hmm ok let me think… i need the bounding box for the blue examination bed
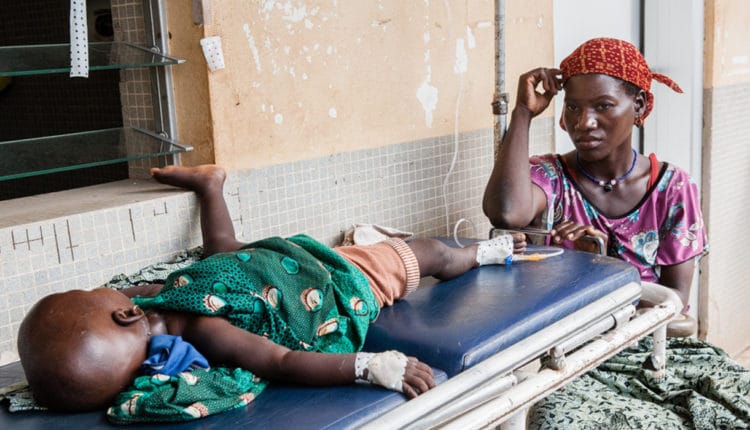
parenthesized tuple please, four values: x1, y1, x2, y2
(0, 241, 676, 429)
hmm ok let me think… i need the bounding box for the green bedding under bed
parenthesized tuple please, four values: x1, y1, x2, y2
(529, 336, 750, 429)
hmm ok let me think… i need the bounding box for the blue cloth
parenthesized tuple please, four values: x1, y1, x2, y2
(141, 334, 209, 376)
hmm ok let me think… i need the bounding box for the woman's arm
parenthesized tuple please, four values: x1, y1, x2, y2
(656, 167, 705, 315)
(552, 221, 697, 314)
(180, 315, 435, 398)
(658, 259, 696, 314)
(483, 68, 562, 228)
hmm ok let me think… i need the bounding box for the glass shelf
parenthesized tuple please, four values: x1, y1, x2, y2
(0, 42, 185, 77)
(0, 127, 193, 181)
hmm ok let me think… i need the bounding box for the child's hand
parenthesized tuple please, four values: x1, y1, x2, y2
(401, 356, 436, 398)
(355, 351, 435, 398)
(551, 221, 608, 254)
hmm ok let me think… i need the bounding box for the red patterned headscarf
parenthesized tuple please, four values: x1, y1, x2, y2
(559, 37, 683, 122)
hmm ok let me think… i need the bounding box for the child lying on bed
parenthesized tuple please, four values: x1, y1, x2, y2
(17, 164, 526, 422)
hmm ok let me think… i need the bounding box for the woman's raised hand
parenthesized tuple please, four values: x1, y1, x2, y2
(516, 68, 563, 117)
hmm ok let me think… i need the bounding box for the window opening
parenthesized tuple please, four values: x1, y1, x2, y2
(0, 0, 188, 201)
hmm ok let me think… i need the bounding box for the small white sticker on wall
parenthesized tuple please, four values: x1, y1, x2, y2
(200, 36, 226, 71)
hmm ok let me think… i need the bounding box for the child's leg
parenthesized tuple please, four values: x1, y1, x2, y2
(407, 234, 523, 280)
(151, 165, 245, 256)
(406, 238, 479, 280)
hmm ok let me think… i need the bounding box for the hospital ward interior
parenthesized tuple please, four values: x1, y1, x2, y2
(0, 0, 748, 428)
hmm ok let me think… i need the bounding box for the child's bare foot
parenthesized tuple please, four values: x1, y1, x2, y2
(150, 165, 226, 195)
(510, 232, 527, 254)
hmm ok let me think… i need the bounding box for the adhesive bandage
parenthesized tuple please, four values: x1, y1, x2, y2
(354, 350, 408, 393)
(476, 234, 514, 265)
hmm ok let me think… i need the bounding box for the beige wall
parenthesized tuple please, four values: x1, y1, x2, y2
(505, 1, 555, 119)
(166, 2, 214, 165)
(704, 0, 750, 87)
(167, 0, 552, 168)
(700, 0, 750, 355)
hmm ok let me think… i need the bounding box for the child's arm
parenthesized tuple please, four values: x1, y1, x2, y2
(179, 314, 435, 398)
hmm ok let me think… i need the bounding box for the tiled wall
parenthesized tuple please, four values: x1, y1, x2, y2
(700, 82, 750, 355)
(0, 191, 202, 365)
(0, 121, 554, 366)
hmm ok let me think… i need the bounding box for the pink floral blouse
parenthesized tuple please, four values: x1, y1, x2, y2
(529, 154, 708, 282)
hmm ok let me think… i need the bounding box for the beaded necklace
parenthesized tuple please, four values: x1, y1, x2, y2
(575, 148, 637, 192)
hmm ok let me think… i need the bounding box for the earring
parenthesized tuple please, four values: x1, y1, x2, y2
(634, 116, 643, 127)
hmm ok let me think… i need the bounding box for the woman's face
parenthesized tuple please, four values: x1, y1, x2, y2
(562, 74, 643, 160)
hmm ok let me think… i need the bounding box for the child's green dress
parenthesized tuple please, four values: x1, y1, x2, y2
(108, 235, 379, 424)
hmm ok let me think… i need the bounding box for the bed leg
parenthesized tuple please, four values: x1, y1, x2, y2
(499, 407, 527, 430)
(497, 368, 533, 430)
(646, 324, 667, 380)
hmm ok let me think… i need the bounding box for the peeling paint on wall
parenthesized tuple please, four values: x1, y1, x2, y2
(242, 23, 262, 73)
(417, 64, 438, 128)
(205, 0, 509, 160)
(281, 3, 307, 23)
(454, 38, 467, 74)
(240, 1, 349, 128)
(728, 55, 750, 76)
(466, 25, 476, 49)
(417, 4, 438, 128)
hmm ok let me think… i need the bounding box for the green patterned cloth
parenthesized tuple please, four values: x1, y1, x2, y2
(108, 368, 268, 424)
(108, 234, 379, 424)
(105, 247, 204, 290)
(133, 235, 379, 354)
(529, 336, 750, 429)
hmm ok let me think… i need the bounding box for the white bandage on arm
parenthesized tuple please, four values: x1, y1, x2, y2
(354, 350, 409, 393)
(476, 234, 514, 266)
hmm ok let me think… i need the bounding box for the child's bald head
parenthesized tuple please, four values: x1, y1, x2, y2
(17, 289, 151, 411)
